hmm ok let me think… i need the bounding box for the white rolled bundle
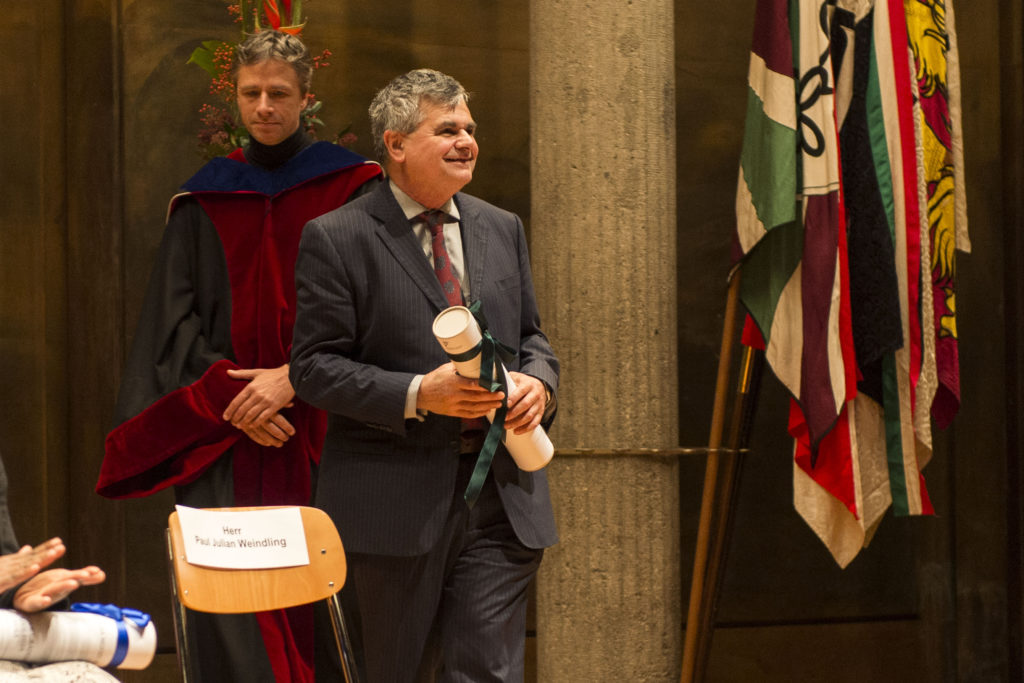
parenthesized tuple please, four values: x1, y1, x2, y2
(0, 607, 156, 670)
(432, 306, 553, 472)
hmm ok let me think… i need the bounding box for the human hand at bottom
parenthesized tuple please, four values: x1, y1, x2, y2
(13, 565, 106, 613)
(0, 538, 65, 593)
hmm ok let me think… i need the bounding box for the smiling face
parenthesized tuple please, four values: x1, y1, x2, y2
(384, 99, 478, 208)
(236, 59, 306, 146)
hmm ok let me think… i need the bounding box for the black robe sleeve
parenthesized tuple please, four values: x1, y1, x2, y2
(97, 199, 247, 499)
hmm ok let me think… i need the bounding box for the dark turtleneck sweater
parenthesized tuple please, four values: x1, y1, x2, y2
(243, 126, 312, 170)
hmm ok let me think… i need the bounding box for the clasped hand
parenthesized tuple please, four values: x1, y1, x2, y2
(224, 365, 297, 447)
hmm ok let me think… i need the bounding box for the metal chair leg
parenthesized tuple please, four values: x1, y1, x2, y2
(327, 593, 361, 683)
(166, 528, 193, 683)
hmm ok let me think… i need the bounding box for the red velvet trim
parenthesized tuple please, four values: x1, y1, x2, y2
(195, 166, 374, 506)
(96, 360, 245, 498)
(256, 606, 315, 683)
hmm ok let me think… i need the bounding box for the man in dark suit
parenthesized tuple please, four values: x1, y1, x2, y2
(289, 69, 559, 681)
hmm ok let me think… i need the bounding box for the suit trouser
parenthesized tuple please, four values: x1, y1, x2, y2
(345, 454, 544, 683)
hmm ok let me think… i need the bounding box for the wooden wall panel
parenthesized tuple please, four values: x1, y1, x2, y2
(948, 2, 1012, 679)
(709, 620, 927, 682)
(0, 4, 69, 557)
(1002, 0, 1024, 678)
(62, 0, 135, 654)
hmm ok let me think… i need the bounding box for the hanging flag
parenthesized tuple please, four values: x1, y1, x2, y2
(735, 0, 966, 566)
(737, 0, 854, 460)
(736, 0, 860, 563)
(904, 0, 970, 431)
(875, 0, 933, 518)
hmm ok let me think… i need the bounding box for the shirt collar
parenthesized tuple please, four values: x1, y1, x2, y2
(390, 180, 460, 222)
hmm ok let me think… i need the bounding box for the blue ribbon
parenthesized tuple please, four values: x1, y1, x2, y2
(70, 603, 151, 668)
(443, 301, 518, 508)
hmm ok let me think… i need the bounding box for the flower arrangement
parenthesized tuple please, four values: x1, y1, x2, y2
(188, 1, 354, 159)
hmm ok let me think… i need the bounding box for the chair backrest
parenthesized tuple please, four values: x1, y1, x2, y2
(167, 505, 346, 614)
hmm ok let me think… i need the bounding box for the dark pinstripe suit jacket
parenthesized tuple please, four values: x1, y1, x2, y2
(290, 181, 559, 557)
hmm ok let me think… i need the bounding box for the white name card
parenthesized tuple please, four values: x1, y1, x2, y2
(175, 505, 310, 569)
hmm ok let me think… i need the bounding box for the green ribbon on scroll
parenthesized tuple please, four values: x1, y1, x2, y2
(444, 300, 517, 507)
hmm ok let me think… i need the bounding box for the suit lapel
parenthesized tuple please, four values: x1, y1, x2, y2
(456, 194, 490, 307)
(369, 183, 451, 311)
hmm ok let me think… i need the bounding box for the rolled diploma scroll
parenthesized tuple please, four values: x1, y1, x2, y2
(432, 306, 553, 471)
(0, 609, 157, 669)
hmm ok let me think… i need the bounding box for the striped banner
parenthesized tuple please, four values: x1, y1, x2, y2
(736, 0, 967, 566)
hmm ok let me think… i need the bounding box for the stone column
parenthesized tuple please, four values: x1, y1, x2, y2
(529, 0, 680, 679)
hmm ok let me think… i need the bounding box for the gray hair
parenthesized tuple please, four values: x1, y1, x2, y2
(369, 69, 471, 164)
(233, 30, 313, 94)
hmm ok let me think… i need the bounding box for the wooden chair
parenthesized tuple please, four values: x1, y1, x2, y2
(166, 505, 359, 682)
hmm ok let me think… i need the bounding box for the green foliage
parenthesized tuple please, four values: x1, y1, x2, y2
(186, 41, 232, 78)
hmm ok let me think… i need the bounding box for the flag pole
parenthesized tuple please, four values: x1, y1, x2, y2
(680, 268, 742, 683)
(691, 342, 764, 681)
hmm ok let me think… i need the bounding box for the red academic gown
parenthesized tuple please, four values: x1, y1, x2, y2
(97, 142, 381, 682)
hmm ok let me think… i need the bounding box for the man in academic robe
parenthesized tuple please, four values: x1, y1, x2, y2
(96, 30, 381, 683)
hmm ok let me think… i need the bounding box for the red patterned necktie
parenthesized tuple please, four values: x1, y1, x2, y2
(419, 210, 463, 307)
(416, 210, 487, 451)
